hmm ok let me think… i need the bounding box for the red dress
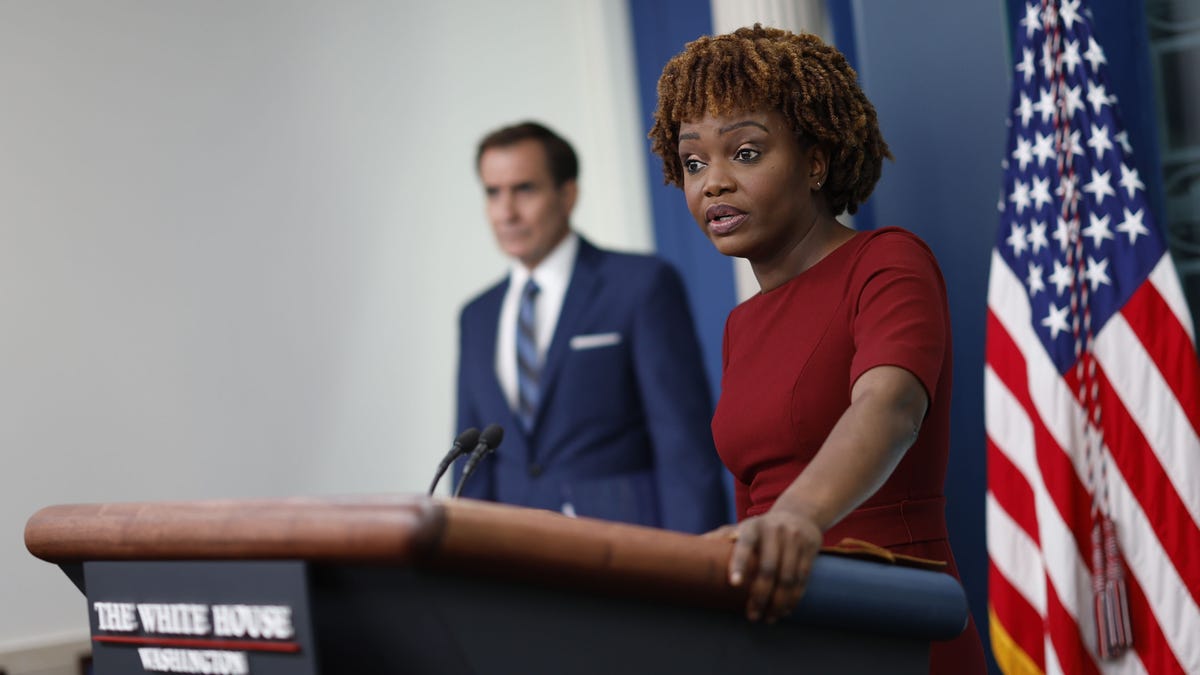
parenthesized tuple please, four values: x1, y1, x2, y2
(712, 227, 985, 673)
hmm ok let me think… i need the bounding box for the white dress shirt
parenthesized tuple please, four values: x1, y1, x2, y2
(495, 232, 579, 412)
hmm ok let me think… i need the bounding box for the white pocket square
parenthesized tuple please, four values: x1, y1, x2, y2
(569, 332, 622, 350)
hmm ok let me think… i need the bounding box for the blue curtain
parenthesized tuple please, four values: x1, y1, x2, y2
(627, 0, 737, 406)
(628, 0, 738, 522)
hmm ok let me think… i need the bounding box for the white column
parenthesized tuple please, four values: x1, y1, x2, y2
(710, 0, 829, 37)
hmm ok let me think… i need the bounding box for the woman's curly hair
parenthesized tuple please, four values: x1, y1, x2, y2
(649, 25, 891, 216)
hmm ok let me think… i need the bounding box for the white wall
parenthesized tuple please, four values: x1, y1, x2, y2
(0, 0, 651, 649)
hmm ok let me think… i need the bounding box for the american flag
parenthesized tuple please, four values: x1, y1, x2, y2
(986, 1, 1200, 674)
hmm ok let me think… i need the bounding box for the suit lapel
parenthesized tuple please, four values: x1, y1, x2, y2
(532, 238, 601, 433)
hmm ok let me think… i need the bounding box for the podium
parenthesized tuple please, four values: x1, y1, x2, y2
(26, 495, 967, 674)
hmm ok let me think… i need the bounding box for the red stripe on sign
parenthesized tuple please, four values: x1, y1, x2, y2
(93, 635, 301, 653)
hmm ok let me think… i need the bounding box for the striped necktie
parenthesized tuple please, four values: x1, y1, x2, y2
(516, 278, 541, 432)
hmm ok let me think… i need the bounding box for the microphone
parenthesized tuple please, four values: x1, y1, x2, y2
(428, 428, 480, 496)
(453, 424, 505, 498)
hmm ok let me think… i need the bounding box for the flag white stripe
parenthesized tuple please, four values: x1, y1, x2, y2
(1094, 311, 1200, 526)
(1148, 254, 1195, 343)
(1046, 636, 1065, 675)
(985, 366, 1042, 482)
(1096, 644, 1151, 675)
(986, 490, 1047, 616)
(1047, 629, 1151, 675)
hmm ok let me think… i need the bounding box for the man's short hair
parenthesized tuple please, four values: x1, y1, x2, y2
(476, 121, 579, 186)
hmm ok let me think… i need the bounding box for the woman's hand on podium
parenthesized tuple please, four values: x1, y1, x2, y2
(706, 507, 823, 624)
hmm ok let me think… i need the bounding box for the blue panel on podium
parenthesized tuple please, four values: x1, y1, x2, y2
(798, 555, 968, 640)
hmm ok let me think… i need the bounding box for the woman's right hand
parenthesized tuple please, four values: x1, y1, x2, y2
(708, 507, 824, 624)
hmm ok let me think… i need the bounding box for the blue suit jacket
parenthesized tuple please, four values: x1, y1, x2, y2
(453, 237, 728, 533)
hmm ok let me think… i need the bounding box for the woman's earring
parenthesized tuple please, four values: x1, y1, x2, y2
(815, 181, 822, 190)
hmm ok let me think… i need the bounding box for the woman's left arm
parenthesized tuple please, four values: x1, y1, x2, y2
(727, 364, 929, 623)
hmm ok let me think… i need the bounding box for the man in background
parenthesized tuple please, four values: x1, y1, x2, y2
(453, 121, 727, 533)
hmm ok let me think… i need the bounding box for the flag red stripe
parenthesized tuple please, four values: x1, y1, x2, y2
(989, 560, 1047, 671)
(1044, 575, 1102, 675)
(1120, 282, 1200, 436)
(1090, 360, 1200, 603)
(987, 439, 1040, 542)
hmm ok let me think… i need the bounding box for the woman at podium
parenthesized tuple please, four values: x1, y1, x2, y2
(647, 25, 986, 673)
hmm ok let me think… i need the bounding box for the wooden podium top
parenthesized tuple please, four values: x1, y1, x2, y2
(26, 494, 972, 640)
(26, 495, 742, 610)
